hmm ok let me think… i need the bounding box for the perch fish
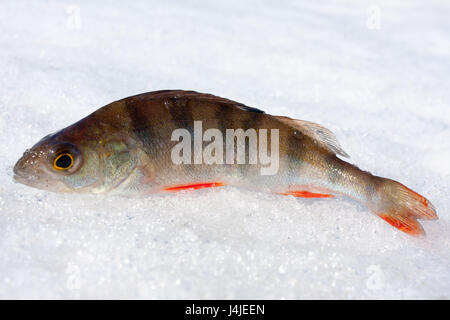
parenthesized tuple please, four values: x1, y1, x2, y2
(13, 90, 437, 236)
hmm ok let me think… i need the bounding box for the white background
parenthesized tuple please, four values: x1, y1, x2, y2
(0, 0, 449, 298)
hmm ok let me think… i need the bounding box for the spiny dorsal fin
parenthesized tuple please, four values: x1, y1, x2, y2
(274, 116, 350, 158)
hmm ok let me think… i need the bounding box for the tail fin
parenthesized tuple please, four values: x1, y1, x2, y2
(368, 177, 437, 236)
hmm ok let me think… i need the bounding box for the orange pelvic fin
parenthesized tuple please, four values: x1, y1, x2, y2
(279, 190, 334, 198)
(163, 182, 225, 192)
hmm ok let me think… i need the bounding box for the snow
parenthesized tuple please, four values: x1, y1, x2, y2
(1, 0, 449, 299)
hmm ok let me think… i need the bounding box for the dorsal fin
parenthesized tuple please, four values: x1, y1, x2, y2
(235, 105, 265, 114)
(274, 116, 349, 158)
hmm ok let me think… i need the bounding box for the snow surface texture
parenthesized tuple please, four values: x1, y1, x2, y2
(0, 0, 449, 299)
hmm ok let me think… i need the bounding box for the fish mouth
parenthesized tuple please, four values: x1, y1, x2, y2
(13, 160, 27, 183)
(12, 166, 67, 192)
(13, 172, 35, 188)
(13, 169, 37, 187)
(13, 158, 22, 176)
(13, 157, 41, 187)
(13, 173, 23, 183)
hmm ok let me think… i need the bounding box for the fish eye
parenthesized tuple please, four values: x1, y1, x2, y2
(53, 153, 74, 171)
(49, 143, 82, 174)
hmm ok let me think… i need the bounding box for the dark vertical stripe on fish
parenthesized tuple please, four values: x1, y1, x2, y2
(214, 103, 234, 166)
(126, 100, 161, 159)
(167, 96, 193, 126)
(168, 96, 197, 175)
(287, 131, 302, 167)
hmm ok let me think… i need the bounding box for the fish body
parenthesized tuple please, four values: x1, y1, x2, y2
(13, 90, 437, 236)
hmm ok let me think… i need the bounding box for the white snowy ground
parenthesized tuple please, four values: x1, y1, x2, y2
(0, 0, 449, 299)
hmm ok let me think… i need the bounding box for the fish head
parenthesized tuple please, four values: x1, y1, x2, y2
(13, 130, 103, 193)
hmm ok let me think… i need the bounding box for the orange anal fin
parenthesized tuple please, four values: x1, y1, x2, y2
(163, 182, 225, 192)
(279, 190, 334, 198)
(379, 214, 424, 236)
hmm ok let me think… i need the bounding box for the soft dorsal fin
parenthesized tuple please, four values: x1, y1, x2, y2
(274, 116, 350, 158)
